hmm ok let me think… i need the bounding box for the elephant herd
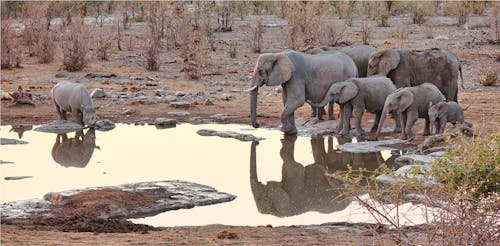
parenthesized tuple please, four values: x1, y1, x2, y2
(248, 45, 468, 140)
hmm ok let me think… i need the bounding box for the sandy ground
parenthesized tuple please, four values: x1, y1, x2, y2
(1, 7, 499, 246)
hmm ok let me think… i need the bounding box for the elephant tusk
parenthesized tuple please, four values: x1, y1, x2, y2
(245, 85, 259, 92)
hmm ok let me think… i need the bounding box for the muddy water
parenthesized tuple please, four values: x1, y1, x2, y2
(0, 124, 427, 227)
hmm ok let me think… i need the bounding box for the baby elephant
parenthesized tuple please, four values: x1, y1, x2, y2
(308, 75, 401, 135)
(428, 101, 470, 134)
(50, 81, 98, 127)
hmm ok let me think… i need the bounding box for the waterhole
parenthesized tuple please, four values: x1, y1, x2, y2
(1, 123, 427, 226)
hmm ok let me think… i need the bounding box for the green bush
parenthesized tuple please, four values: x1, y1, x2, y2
(431, 133, 499, 199)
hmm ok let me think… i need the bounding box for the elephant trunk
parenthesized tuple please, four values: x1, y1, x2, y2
(429, 119, 434, 135)
(375, 108, 389, 138)
(250, 87, 260, 128)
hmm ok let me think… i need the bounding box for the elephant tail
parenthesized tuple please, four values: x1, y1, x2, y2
(459, 63, 464, 90)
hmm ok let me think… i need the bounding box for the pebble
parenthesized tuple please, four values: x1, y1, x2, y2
(121, 109, 136, 115)
(168, 111, 190, 117)
(221, 93, 233, 101)
(170, 102, 191, 109)
(55, 70, 69, 78)
(175, 91, 186, 97)
(90, 88, 106, 98)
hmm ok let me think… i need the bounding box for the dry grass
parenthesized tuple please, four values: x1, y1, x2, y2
(1, 20, 22, 69)
(479, 67, 498, 86)
(250, 17, 264, 53)
(360, 20, 371, 45)
(62, 21, 90, 71)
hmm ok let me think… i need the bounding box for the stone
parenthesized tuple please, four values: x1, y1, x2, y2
(95, 119, 116, 131)
(163, 95, 177, 103)
(395, 154, 436, 165)
(175, 91, 186, 97)
(1, 180, 235, 220)
(154, 118, 176, 128)
(274, 87, 283, 93)
(34, 120, 85, 134)
(132, 96, 158, 105)
(168, 111, 190, 117)
(155, 89, 166, 97)
(5, 176, 32, 181)
(212, 81, 229, 86)
(1, 138, 28, 145)
(197, 129, 264, 142)
(170, 102, 191, 109)
(90, 88, 106, 98)
(203, 99, 214, 106)
(336, 139, 404, 153)
(121, 109, 136, 115)
(376, 164, 436, 187)
(55, 70, 69, 78)
(210, 113, 239, 121)
(265, 92, 277, 97)
(221, 93, 233, 101)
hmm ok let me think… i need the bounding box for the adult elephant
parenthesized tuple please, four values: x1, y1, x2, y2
(367, 48, 463, 101)
(305, 45, 377, 77)
(248, 50, 358, 135)
(51, 128, 99, 168)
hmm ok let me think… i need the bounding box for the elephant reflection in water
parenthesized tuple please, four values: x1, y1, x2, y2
(51, 128, 99, 168)
(250, 135, 398, 217)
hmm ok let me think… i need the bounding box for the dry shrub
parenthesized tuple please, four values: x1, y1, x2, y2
(145, 4, 162, 71)
(250, 17, 264, 53)
(407, 1, 434, 26)
(285, 2, 325, 50)
(22, 5, 45, 57)
(391, 21, 409, 40)
(1, 20, 22, 69)
(492, 5, 499, 43)
(360, 20, 372, 45)
(322, 21, 346, 46)
(37, 30, 56, 63)
(479, 67, 498, 86)
(198, 3, 216, 52)
(228, 42, 236, 58)
(215, 2, 233, 32)
(96, 33, 113, 61)
(62, 21, 90, 71)
(377, 10, 390, 27)
(336, 1, 354, 27)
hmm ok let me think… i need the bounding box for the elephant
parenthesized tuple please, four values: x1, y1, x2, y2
(366, 48, 464, 101)
(376, 83, 446, 140)
(428, 101, 471, 134)
(51, 128, 99, 168)
(305, 45, 377, 120)
(248, 50, 358, 135)
(307, 75, 401, 136)
(50, 81, 98, 127)
(249, 135, 399, 217)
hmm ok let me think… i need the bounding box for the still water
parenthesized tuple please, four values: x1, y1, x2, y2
(0, 123, 427, 226)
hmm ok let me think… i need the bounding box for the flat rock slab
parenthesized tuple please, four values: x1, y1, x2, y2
(337, 139, 405, 153)
(197, 129, 264, 142)
(395, 154, 437, 165)
(376, 164, 436, 187)
(154, 118, 177, 128)
(34, 120, 85, 134)
(1, 138, 28, 145)
(210, 113, 239, 121)
(1, 180, 236, 220)
(170, 102, 191, 109)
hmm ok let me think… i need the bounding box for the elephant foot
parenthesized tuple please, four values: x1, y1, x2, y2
(422, 132, 430, 136)
(310, 111, 317, 117)
(399, 134, 407, 140)
(407, 134, 415, 142)
(393, 127, 402, 133)
(318, 116, 325, 121)
(339, 129, 350, 135)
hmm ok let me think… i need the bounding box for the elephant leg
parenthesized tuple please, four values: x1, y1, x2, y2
(328, 102, 334, 120)
(340, 104, 352, 135)
(400, 112, 407, 140)
(404, 111, 418, 141)
(281, 100, 302, 135)
(353, 106, 365, 135)
(439, 118, 446, 134)
(310, 104, 317, 117)
(72, 109, 83, 125)
(336, 104, 344, 133)
(392, 110, 402, 133)
(317, 107, 325, 121)
(371, 112, 381, 133)
(423, 117, 431, 136)
(55, 104, 65, 120)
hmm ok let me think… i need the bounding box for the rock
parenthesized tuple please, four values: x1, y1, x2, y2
(216, 88, 223, 92)
(132, 96, 158, 105)
(203, 99, 214, 106)
(155, 89, 166, 97)
(154, 118, 176, 128)
(395, 154, 436, 165)
(95, 119, 116, 131)
(168, 111, 190, 117)
(1, 180, 235, 220)
(55, 70, 69, 78)
(221, 93, 233, 101)
(479, 99, 488, 103)
(187, 117, 214, 124)
(121, 109, 136, 115)
(210, 113, 239, 121)
(376, 164, 436, 187)
(1, 138, 28, 145)
(175, 91, 186, 97)
(170, 102, 191, 109)
(5, 176, 32, 181)
(337, 139, 404, 153)
(90, 88, 106, 98)
(212, 81, 229, 86)
(34, 120, 85, 134)
(163, 95, 177, 103)
(197, 129, 264, 142)
(0, 160, 14, 165)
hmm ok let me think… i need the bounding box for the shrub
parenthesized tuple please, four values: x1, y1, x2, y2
(250, 17, 264, 53)
(360, 20, 371, 45)
(1, 20, 22, 69)
(62, 22, 90, 71)
(215, 2, 233, 32)
(322, 21, 346, 46)
(37, 30, 55, 63)
(479, 67, 498, 86)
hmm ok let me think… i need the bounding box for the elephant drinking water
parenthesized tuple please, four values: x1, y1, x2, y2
(248, 50, 358, 135)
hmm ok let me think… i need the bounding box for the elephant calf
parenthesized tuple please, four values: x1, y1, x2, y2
(308, 75, 401, 135)
(376, 83, 446, 141)
(428, 101, 470, 134)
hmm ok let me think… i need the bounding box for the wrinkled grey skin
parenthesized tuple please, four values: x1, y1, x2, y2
(376, 83, 445, 141)
(250, 136, 398, 217)
(249, 50, 358, 135)
(367, 48, 463, 101)
(51, 128, 98, 168)
(50, 81, 97, 127)
(305, 45, 377, 120)
(308, 75, 401, 135)
(428, 101, 469, 134)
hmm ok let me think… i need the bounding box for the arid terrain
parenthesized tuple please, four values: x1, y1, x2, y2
(1, 2, 499, 245)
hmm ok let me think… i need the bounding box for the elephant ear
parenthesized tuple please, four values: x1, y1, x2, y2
(339, 82, 359, 104)
(398, 89, 414, 112)
(267, 54, 293, 86)
(379, 49, 401, 75)
(438, 102, 448, 118)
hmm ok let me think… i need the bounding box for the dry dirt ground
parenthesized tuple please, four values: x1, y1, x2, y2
(1, 9, 499, 246)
